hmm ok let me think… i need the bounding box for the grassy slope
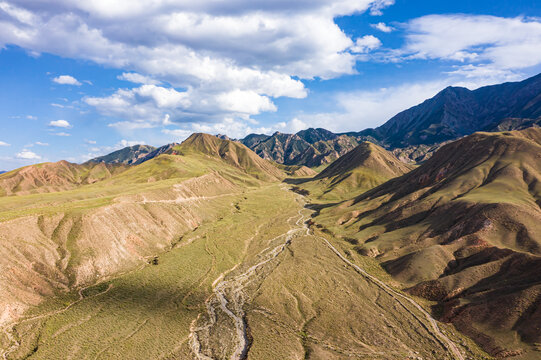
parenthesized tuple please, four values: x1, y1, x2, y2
(296, 142, 414, 202)
(3, 185, 299, 359)
(0, 133, 498, 359)
(0, 149, 272, 337)
(302, 128, 541, 359)
(2, 183, 489, 360)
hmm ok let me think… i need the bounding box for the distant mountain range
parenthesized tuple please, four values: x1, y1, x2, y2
(90, 73, 541, 168)
(350, 73, 541, 147)
(89, 144, 156, 165)
(239, 128, 359, 167)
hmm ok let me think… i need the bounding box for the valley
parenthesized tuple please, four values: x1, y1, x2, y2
(0, 182, 485, 359)
(1, 128, 540, 359)
(1, 2, 541, 359)
(1, 76, 541, 358)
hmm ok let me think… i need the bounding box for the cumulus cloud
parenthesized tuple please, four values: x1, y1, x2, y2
(16, 150, 41, 160)
(52, 75, 82, 86)
(161, 116, 316, 139)
(350, 35, 381, 53)
(86, 84, 280, 129)
(118, 139, 145, 147)
(54, 132, 71, 136)
(0, 0, 394, 129)
(371, 22, 393, 32)
(369, 0, 395, 16)
(387, 15, 541, 80)
(117, 72, 161, 85)
(288, 118, 308, 133)
(0, 141, 10, 146)
(35, 142, 49, 146)
(49, 119, 72, 128)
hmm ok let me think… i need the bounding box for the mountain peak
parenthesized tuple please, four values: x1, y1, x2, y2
(178, 133, 285, 181)
(316, 141, 412, 181)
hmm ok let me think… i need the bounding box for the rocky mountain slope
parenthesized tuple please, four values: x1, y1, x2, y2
(89, 144, 156, 165)
(240, 128, 359, 167)
(353, 73, 541, 147)
(133, 143, 180, 165)
(310, 127, 541, 358)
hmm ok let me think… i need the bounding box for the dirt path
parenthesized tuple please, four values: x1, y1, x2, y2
(313, 234, 465, 360)
(0, 283, 113, 360)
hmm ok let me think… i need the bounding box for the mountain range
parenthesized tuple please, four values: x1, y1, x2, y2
(2, 73, 541, 359)
(351, 73, 541, 147)
(88, 73, 541, 168)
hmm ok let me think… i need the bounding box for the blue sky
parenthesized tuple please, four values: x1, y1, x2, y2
(1, 0, 541, 169)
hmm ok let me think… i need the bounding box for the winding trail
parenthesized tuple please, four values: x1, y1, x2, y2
(0, 283, 113, 360)
(311, 228, 465, 360)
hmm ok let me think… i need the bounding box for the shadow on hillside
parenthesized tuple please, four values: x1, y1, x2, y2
(282, 177, 312, 185)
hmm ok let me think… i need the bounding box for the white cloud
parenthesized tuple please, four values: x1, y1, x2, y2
(350, 35, 381, 53)
(118, 139, 145, 147)
(371, 22, 393, 32)
(0, 141, 10, 146)
(389, 15, 541, 79)
(162, 128, 193, 140)
(54, 132, 71, 137)
(108, 121, 155, 131)
(35, 142, 49, 146)
(118, 72, 161, 85)
(216, 90, 276, 115)
(52, 75, 82, 86)
(0, 0, 395, 130)
(85, 139, 97, 144)
(26, 115, 37, 120)
(288, 118, 308, 133)
(49, 119, 72, 128)
(369, 0, 395, 16)
(16, 150, 41, 160)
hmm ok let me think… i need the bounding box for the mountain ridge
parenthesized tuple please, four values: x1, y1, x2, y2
(308, 127, 541, 358)
(353, 73, 541, 147)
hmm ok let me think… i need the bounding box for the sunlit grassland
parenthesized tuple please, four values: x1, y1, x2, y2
(0, 154, 261, 222)
(7, 184, 301, 359)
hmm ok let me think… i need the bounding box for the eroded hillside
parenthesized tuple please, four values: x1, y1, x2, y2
(309, 128, 541, 358)
(0, 134, 488, 360)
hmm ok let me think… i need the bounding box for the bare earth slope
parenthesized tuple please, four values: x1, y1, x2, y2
(0, 137, 271, 334)
(0, 161, 127, 196)
(313, 128, 541, 358)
